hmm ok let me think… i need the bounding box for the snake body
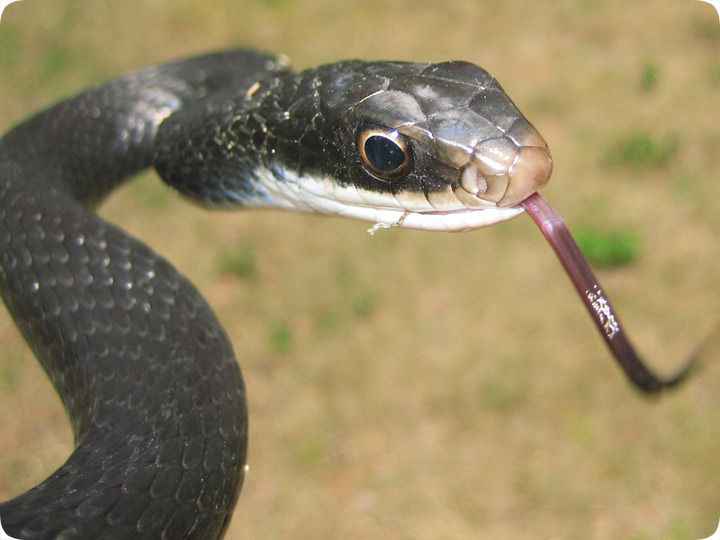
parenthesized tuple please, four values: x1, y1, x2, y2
(0, 49, 551, 539)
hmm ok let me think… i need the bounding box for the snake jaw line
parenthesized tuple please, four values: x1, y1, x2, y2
(247, 164, 526, 232)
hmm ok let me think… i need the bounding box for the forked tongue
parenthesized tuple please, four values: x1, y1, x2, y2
(521, 192, 697, 393)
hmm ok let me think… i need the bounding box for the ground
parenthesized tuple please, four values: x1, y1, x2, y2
(0, 1, 719, 538)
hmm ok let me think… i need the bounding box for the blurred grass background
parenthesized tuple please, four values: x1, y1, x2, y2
(0, 0, 719, 538)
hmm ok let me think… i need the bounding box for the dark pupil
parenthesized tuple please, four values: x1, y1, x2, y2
(364, 135, 405, 172)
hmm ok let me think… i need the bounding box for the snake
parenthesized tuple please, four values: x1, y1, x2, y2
(0, 48, 697, 539)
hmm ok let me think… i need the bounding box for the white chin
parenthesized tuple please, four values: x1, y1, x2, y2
(250, 166, 526, 232)
(346, 205, 526, 233)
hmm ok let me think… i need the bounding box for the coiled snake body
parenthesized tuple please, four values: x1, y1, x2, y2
(0, 49, 552, 538)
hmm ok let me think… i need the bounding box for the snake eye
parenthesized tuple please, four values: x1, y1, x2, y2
(357, 125, 412, 180)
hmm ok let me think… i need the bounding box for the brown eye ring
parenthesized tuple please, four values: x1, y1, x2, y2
(357, 124, 412, 180)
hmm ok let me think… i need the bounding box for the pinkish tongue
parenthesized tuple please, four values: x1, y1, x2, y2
(521, 192, 695, 393)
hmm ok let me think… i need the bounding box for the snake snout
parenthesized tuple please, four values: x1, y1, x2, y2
(499, 144, 553, 207)
(497, 119, 552, 207)
(463, 119, 552, 208)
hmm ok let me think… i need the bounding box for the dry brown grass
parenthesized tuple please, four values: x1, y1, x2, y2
(0, 0, 719, 538)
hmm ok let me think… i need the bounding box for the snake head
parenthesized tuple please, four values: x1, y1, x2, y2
(155, 59, 551, 232)
(300, 60, 553, 231)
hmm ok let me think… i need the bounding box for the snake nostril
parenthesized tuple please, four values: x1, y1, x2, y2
(498, 145, 553, 207)
(460, 165, 488, 195)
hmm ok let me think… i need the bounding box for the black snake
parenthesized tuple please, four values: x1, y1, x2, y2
(0, 48, 696, 539)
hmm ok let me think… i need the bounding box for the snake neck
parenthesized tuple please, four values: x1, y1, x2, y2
(153, 65, 325, 208)
(0, 51, 291, 209)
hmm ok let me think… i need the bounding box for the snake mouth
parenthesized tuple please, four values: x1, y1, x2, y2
(393, 204, 526, 232)
(250, 165, 533, 232)
(250, 164, 528, 232)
